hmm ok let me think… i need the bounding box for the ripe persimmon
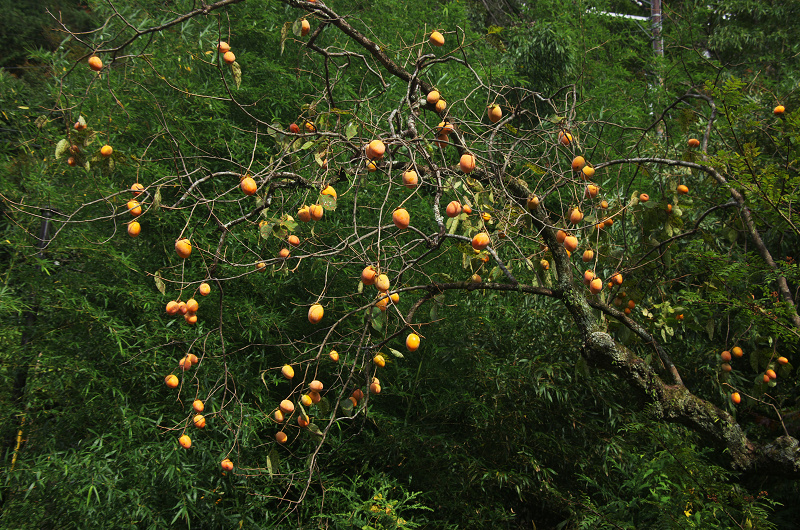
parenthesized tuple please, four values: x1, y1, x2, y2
(731, 392, 741, 404)
(309, 204, 324, 221)
(426, 90, 440, 105)
(564, 236, 578, 252)
(370, 382, 382, 394)
(406, 333, 420, 352)
(193, 414, 206, 428)
(528, 195, 540, 210)
(223, 51, 236, 64)
(88, 56, 103, 71)
(471, 232, 490, 251)
(241, 176, 257, 195)
(589, 278, 603, 294)
(179, 434, 192, 449)
(721, 350, 732, 362)
(221, 459, 234, 472)
(402, 170, 419, 189)
(179, 356, 192, 371)
(446, 201, 462, 217)
(639, 193, 649, 202)
(569, 208, 583, 224)
(460, 153, 476, 173)
(366, 140, 386, 160)
(131, 183, 144, 196)
(375, 295, 389, 311)
(165, 374, 179, 388)
(276, 431, 288, 444)
(429, 31, 444, 46)
(677, 184, 689, 194)
(175, 239, 192, 259)
(329, 350, 339, 362)
(375, 274, 390, 292)
(688, 138, 700, 148)
(571, 156, 586, 171)
(281, 364, 294, 380)
(321, 185, 337, 199)
(218, 41, 230, 53)
(279, 400, 294, 414)
(582, 165, 595, 179)
(288, 235, 300, 247)
(193, 400, 204, 412)
(488, 104, 502, 123)
(582, 249, 594, 262)
(731, 346, 743, 358)
(300, 394, 313, 407)
(298, 206, 311, 222)
(558, 131, 572, 146)
(308, 304, 324, 324)
(435, 99, 447, 113)
(436, 121, 454, 135)
(361, 266, 377, 285)
(393, 208, 410, 229)
(309, 380, 323, 392)
(774, 105, 785, 115)
(278, 248, 290, 258)
(127, 222, 141, 237)
(373, 354, 386, 367)
(127, 200, 142, 217)
(301, 19, 310, 36)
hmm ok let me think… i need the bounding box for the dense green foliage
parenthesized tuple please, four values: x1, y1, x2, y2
(1, 0, 799, 528)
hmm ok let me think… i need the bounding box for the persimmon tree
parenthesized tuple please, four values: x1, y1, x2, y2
(2, 0, 799, 527)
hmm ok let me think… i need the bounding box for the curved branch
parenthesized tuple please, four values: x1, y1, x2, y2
(599, 157, 800, 331)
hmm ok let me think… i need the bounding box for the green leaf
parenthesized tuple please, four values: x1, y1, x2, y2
(345, 122, 358, 140)
(339, 398, 354, 415)
(154, 271, 166, 295)
(388, 348, 404, 359)
(292, 18, 303, 37)
(232, 62, 242, 89)
(319, 194, 336, 210)
(308, 423, 323, 436)
(705, 318, 714, 340)
(55, 139, 69, 159)
(280, 21, 292, 55)
(267, 448, 280, 476)
(152, 186, 162, 210)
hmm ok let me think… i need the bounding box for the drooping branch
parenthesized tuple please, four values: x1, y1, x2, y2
(598, 157, 800, 331)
